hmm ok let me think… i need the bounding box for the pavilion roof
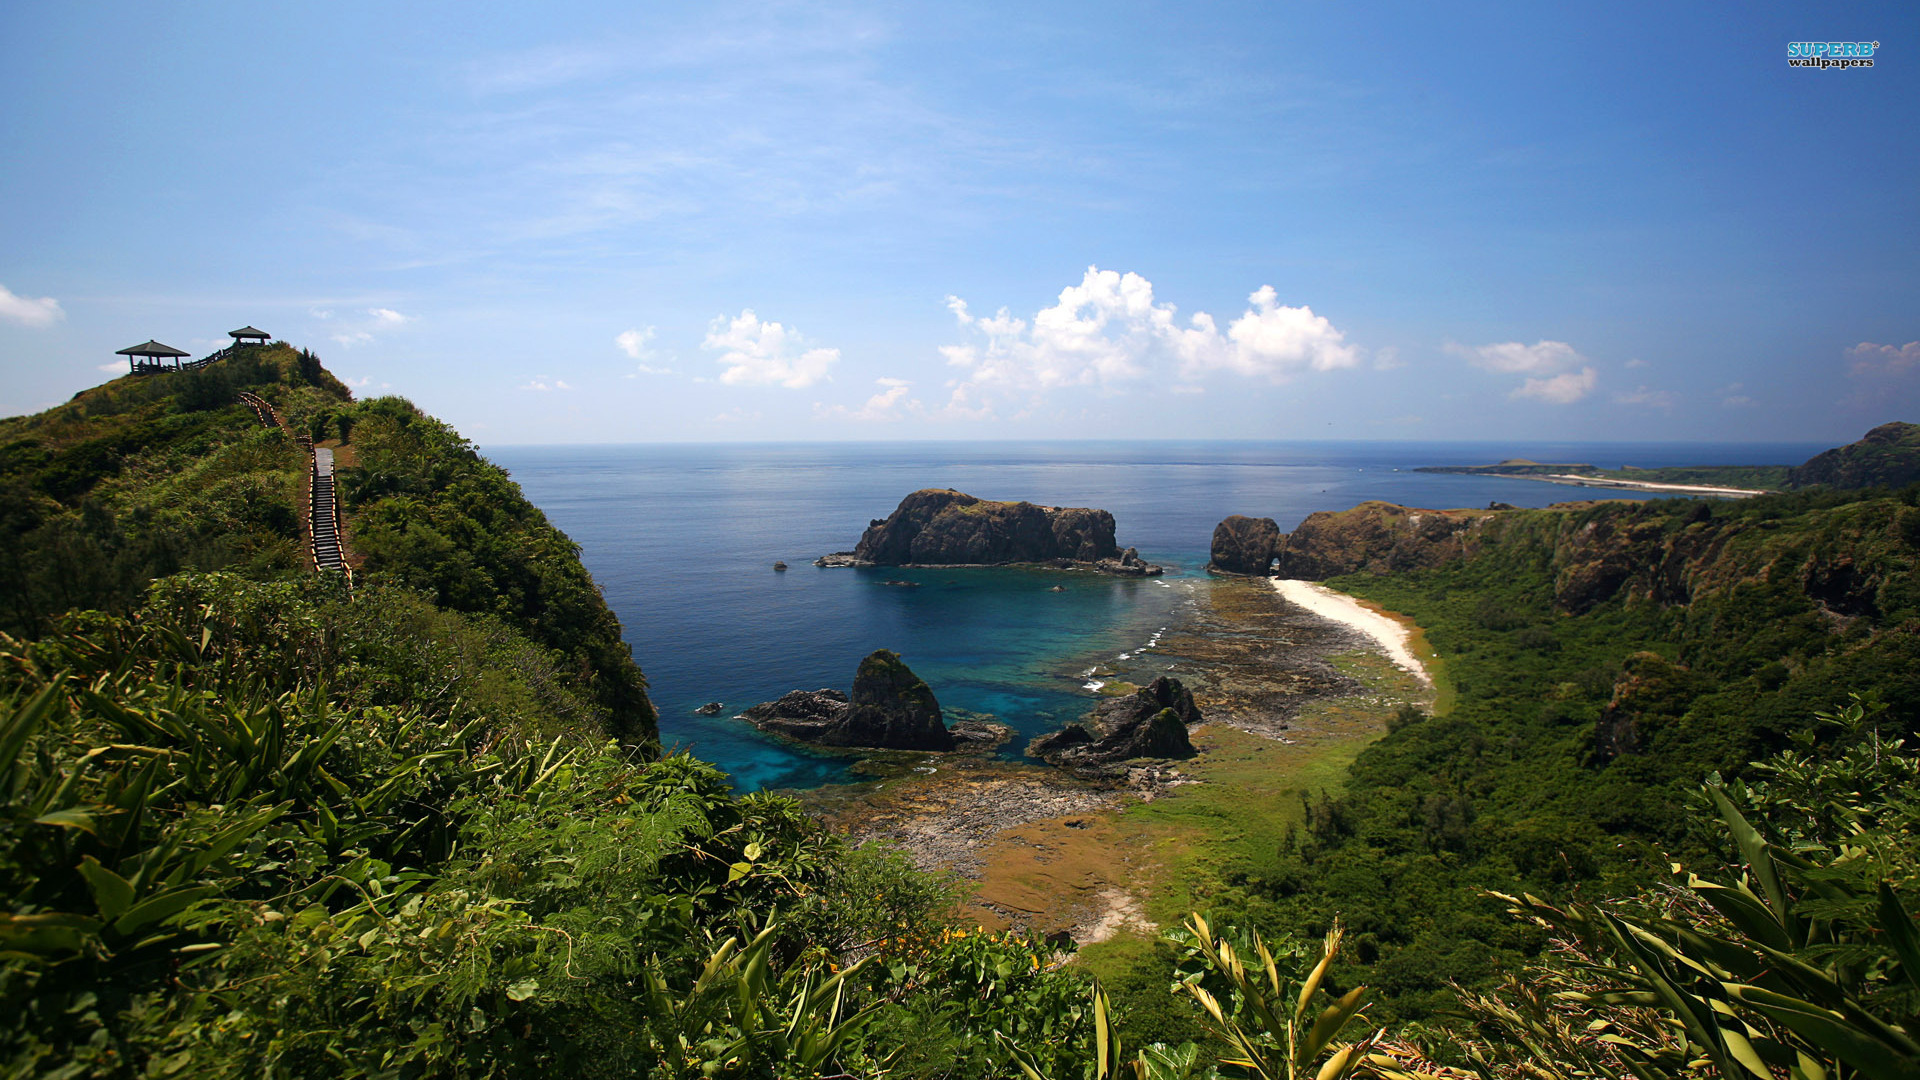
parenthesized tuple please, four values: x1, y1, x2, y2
(230, 326, 270, 339)
(116, 340, 191, 358)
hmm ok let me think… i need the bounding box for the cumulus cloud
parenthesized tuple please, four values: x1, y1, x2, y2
(0, 285, 64, 328)
(1448, 338, 1596, 403)
(816, 377, 918, 422)
(615, 327, 654, 358)
(940, 267, 1356, 416)
(1849, 341, 1920, 377)
(703, 309, 838, 388)
(1614, 385, 1677, 409)
(368, 307, 410, 325)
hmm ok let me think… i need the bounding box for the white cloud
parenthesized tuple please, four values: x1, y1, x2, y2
(0, 284, 64, 328)
(1512, 368, 1597, 404)
(940, 267, 1356, 416)
(1614, 385, 1677, 409)
(616, 326, 655, 359)
(332, 331, 374, 347)
(1723, 395, 1756, 408)
(1625, 357, 1648, 369)
(703, 309, 838, 388)
(309, 308, 334, 320)
(1449, 339, 1584, 374)
(1849, 340, 1920, 377)
(519, 376, 570, 392)
(1372, 346, 1403, 371)
(368, 307, 410, 325)
(1449, 338, 1596, 404)
(96, 361, 125, 372)
(816, 377, 918, 422)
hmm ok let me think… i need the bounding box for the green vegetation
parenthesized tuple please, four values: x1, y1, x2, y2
(1246, 488, 1920, 1018)
(5, 354, 1916, 1075)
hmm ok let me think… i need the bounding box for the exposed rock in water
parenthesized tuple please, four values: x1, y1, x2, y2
(693, 701, 724, 716)
(818, 488, 1162, 575)
(740, 649, 956, 751)
(1208, 515, 1281, 575)
(772, 561, 788, 571)
(1029, 676, 1199, 771)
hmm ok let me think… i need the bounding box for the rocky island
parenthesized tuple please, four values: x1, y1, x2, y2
(741, 648, 979, 751)
(816, 488, 1162, 575)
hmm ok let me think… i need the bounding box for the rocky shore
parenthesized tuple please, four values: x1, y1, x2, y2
(795, 575, 1429, 941)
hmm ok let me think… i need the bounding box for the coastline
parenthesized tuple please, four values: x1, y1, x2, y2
(1270, 579, 1432, 687)
(798, 575, 1431, 946)
(1511, 472, 1766, 498)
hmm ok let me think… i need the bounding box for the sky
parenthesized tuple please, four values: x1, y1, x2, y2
(1, 1, 1915, 445)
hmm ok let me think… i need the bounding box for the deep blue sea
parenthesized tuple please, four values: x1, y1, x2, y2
(486, 440, 1823, 791)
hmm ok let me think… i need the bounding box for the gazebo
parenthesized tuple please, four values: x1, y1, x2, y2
(229, 326, 271, 346)
(115, 340, 192, 374)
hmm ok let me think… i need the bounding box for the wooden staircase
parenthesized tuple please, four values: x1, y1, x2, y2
(238, 392, 352, 585)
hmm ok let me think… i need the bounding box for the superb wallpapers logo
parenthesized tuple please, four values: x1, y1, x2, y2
(1787, 41, 1880, 69)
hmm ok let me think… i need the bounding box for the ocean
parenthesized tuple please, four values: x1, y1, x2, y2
(486, 440, 1824, 791)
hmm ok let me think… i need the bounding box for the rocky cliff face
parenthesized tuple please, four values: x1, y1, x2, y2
(1029, 676, 1199, 771)
(1788, 422, 1920, 490)
(1272, 502, 1501, 580)
(741, 649, 955, 750)
(821, 488, 1160, 574)
(1267, 495, 1920, 618)
(1208, 515, 1281, 575)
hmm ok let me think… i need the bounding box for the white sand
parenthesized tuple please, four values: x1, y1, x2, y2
(1271, 579, 1431, 687)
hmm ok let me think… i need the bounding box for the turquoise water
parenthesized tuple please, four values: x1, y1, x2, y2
(487, 440, 1823, 790)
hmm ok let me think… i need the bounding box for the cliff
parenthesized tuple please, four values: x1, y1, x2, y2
(1788, 421, 1920, 490)
(820, 488, 1162, 575)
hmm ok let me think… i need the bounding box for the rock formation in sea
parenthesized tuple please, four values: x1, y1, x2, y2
(1207, 515, 1282, 575)
(815, 488, 1162, 575)
(1028, 676, 1200, 770)
(740, 649, 956, 751)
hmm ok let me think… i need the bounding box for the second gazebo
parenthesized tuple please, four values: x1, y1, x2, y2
(229, 326, 271, 346)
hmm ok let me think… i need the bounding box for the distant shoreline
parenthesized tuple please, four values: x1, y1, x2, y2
(1494, 472, 1768, 498)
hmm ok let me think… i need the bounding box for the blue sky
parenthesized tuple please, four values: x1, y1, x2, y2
(2, 1, 1915, 444)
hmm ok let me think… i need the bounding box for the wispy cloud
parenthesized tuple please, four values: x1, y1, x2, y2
(1448, 338, 1596, 404)
(1614, 385, 1677, 409)
(703, 309, 838, 388)
(519, 376, 573, 392)
(939, 267, 1356, 417)
(816, 377, 918, 421)
(0, 284, 64, 328)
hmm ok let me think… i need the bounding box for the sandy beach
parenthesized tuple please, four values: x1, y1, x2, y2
(1270, 579, 1431, 686)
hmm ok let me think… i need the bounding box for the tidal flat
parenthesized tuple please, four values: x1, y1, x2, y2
(791, 575, 1438, 957)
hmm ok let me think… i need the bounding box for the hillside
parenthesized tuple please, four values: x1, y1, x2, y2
(1789, 420, 1920, 490)
(1239, 488, 1920, 1015)
(0, 344, 655, 741)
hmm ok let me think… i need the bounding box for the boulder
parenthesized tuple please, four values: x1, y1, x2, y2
(739, 650, 955, 751)
(1029, 676, 1199, 770)
(1208, 515, 1281, 575)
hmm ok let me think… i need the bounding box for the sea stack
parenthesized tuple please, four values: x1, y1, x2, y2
(1208, 515, 1281, 576)
(815, 488, 1162, 575)
(740, 649, 955, 751)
